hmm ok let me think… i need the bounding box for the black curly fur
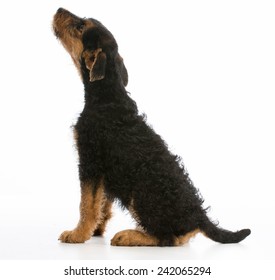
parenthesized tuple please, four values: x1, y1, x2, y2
(54, 9, 251, 246)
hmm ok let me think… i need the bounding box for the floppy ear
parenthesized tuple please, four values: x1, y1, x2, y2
(83, 48, 106, 82)
(117, 54, 128, 87)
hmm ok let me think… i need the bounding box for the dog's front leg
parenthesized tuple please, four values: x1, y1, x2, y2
(59, 181, 105, 243)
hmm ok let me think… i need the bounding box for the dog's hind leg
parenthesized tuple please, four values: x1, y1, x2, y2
(59, 181, 106, 243)
(175, 229, 200, 246)
(111, 229, 200, 247)
(111, 229, 159, 246)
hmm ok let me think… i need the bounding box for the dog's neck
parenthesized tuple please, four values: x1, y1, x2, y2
(82, 77, 138, 117)
(85, 83, 120, 105)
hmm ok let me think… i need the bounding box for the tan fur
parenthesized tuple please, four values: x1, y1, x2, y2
(82, 48, 102, 70)
(111, 229, 159, 246)
(113, 198, 199, 246)
(111, 229, 200, 246)
(73, 127, 78, 143)
(82, 48, 107, 81)
(175, 229, 200, 245)
(59, 181, 106, 243)
(93, 200, 113, 236)
(53, 11, 94, 75)
(72, 127, 79, 156)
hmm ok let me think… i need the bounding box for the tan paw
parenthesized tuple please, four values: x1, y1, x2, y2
(111, 229, 158, 246)
(111, 230, 131, 246)
(58, 229, 90, 243)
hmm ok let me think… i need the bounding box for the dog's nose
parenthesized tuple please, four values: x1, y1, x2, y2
(57, 7, 66, 14)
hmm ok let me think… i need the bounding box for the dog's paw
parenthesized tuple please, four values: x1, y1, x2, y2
(111, 230, 131, 246)
(110, 229, 159, 246)
(58, 229, 89, 243)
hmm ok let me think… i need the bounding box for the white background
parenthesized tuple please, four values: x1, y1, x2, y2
(0, 0, 274, 262)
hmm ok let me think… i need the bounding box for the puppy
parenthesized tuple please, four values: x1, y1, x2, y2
(53, 8, 250, 246)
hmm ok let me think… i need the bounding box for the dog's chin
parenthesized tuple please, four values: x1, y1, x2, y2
(53, 26, 61, 39)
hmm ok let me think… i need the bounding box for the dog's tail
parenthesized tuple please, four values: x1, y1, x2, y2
(199, 216, 251, 244)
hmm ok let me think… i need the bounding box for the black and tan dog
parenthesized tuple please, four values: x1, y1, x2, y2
(52, 8, 251, 246)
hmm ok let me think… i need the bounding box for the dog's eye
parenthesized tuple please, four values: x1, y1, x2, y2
(76, 22, 85, 32)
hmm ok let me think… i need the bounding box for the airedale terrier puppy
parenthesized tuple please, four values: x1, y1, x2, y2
(52, 8, 251, 246)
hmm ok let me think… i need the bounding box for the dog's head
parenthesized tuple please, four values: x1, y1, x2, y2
(52, 8, 128, 86)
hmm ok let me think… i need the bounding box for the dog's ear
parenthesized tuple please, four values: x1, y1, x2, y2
(83, 48, 106, 82)
(116, 54, 128, 87)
